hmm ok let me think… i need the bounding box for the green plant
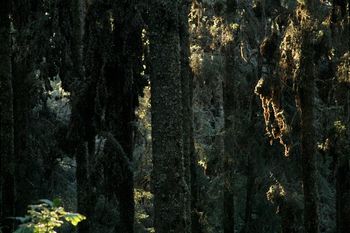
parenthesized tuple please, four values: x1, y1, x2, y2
(13, 199, 86, 233)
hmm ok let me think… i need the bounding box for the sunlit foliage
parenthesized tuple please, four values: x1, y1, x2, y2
(13, 199, 85, 233)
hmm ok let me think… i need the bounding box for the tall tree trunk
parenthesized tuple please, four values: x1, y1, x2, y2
(182, 2, 201, 229)
(11, 0, 35, 217)
(0, 0, 15, 232)
(297, 1, 320, 232)
(335, 79, 350, 230)
(179, 0, 193, 231)
(182, 1, 202, 230)
(243, 149, 256, 233)
(149, 0, 188, 232)
(331, 2, 350, 232)
(71, 0, 85, 88)
(223, 1, 236, 233)
(336, 152, 350, 233)
(111, 1, 142, 231)
(66, 1, 93, 232)
(76, 142, 91, 233)
(69, 1, 143, 232)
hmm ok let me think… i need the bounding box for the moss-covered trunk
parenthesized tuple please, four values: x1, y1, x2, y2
(149, 0, 189, 232)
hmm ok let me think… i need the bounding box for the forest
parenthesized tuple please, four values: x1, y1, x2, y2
(0, 0, 349, 233)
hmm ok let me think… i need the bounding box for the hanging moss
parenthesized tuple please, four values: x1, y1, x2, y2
(255, 75, 291, 156)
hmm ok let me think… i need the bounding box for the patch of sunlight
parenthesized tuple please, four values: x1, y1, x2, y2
(198, 159, 207, 171)
(136, 212, 149, 220)
(266, 182, 286, 204)
(135, 188, 153, 202)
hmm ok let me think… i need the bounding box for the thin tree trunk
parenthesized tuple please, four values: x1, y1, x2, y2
(111, 1, 144, 231)
(76, 143, 91, 233)
(223, 1, 236, 233)
(336, 154, 350, 233)
(243, 150, 255, 233)
(180, 0, 193, 231)
(297, 2, 320, 232)
(0, 0, 15, 232)
(299, 32, 320, 233)
(332, 2, 350, 232)
(67, 1, 92, 232)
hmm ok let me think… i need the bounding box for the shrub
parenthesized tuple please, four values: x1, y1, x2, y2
(13, 199, 86, 233)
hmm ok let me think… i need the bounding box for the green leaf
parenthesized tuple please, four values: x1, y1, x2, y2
(64, 213, 86, 226)
(52, 198, 62, 208)
(38, 199, 53, 207)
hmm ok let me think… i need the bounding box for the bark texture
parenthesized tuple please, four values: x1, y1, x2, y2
(223, 1, 236, 232)
(0, 0, 15, 232)
(180, 0, 194, 231)
(331, 2, 350, 232)
(149, 0, 189, 232)
(336, 153, 350, 233)
(297, 2, 320, 232)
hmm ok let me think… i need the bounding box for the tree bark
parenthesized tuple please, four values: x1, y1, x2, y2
(11, 0, 35, 217)
(149, 0, 188, 232)
(299, 32, 320, 233)
(243, 150, 255, 233)
(336, 153, 350, 233)
(0, 1, 15, 232)
(297, 2, 320, 232)
(331, 2, 350, 232)
(179, 0, 193, 231)
(110, 1, 142, 231)
(223, 1, 236, 233)
(66, 1, 93, 232)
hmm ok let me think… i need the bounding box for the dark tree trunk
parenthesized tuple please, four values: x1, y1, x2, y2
(331, 2, 350, 232)
(110, 1, 143, 231)
(279, 198, 299, 233)
(149, 0, 189, 232)
(65, 1, 95, 233)
(70, 0, 85, 89)
(183, 2, 202, 231)
(12, 63, 32, 216)
(179, 0, 193, 231)
(299, 31, 320, 233)
(335, 82, 350, 232)
(68, 1, 143, 232)
(11, 0, 35, 217)
(243, 150, 255, 233)
(297, 2, 320, 232)
(76, 142, 92, 233)
(0, 0, 15, 232)
(336, 155, 350, 233)
(223, 1, 236, 233)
